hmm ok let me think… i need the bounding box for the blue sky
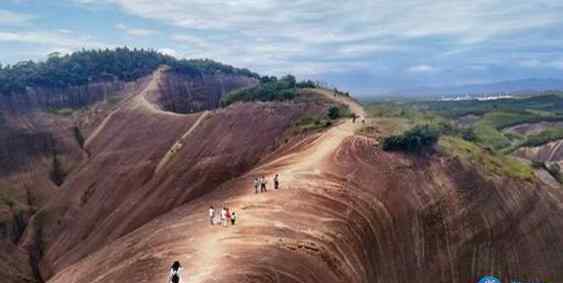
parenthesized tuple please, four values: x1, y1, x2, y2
(1, 0, 563, 96)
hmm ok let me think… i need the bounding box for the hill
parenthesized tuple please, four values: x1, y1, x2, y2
(0, 51, 561, 283)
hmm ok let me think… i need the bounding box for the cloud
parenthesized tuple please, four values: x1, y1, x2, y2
(158, 48, 179, 57)
(407, 65, 436, 73)
(68, 1, 563, 76)
(0, 31, 111, 51)
(115, 23, 157, 37)
(0, 9, 35, 26)
(519, 59, 563, 70)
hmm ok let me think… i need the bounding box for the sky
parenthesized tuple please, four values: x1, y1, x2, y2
(1, 0, 563, 96)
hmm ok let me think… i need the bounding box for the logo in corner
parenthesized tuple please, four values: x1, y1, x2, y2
(478, 276, 501, 283)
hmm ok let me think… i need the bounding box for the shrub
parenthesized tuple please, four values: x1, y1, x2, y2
(222, 74, 312, 106)
(327, 105, 352, 120)
(382, 125, 441, 153)
(461, 128, 478, 142)
(328, 106, 340, 120)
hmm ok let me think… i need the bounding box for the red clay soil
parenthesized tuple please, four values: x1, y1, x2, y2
(31, 68, 332, 280)
(514, 139, 563, 162)
(45, 90, 563, 283)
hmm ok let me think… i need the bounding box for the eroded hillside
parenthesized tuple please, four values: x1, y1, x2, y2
(1, 66, 562, 283)
(45, 91, 563, 283)
(0, 65, 261, 282)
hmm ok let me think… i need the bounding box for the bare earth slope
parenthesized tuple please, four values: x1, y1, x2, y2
(47, 92, 562, 283)
(31, 68, 331, 280)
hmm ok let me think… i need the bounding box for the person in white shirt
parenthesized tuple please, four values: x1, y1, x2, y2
(254, 177, 260, 194)
(221, 207, 227, 226)
(208, 206, 215, 225)
(169, 261, 183, 283)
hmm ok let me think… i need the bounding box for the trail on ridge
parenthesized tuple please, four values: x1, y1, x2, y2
(183, 91, 367, 283)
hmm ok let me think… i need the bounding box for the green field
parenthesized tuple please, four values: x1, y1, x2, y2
(363, 93, 563, 181)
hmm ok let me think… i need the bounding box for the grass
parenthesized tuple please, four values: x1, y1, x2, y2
(47, 107, 75, 116)
(107, 95, 124, 106)
(290, 116, 333, 135)
(472, 123, 511, 150)
(522, 127, 563, 147)
(439, 136, 535, 181)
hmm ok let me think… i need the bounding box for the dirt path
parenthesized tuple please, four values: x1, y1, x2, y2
(155, 110, 210, 174)
(183, 91, 366, 283)
(84, 67, 186, 149)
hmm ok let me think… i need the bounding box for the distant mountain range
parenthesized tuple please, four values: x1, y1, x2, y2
(389, 78, 563, 98)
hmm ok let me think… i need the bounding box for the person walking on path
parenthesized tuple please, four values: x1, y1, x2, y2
(260, 176, 267, 193)
(168, 261, 184, 283)
(231, 211, 237, 225)
(221, 207, 227, 226)
(254, 177, 260, 194)
(208, 206, 215, 225)
(274, 174, 279, 190)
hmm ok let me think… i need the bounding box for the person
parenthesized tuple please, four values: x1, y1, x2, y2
(352, 113, 357, 123)
(213, 209, 221, 225)
(221, 207, 227, 226)
(260, 176, 267, 192)
(168, 261, 183, 283)
(208, 206, 215, 225)
(254, 177, 260, 194)
(225, 208, 231, 227)
(231, 211, 237, 225)
(274, 174, 279, 190)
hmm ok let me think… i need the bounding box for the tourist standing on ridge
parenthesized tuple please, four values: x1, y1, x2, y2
(231, 211, 237, 225)
(274, 174, 280, 190)
(226, 208, 231, 227)
(168, 261, 184, 283)
(209, 206, 215, 225)
(221, 207, 227, 226)
(254, 177, 260, 194)
(260, 176, 268, 192)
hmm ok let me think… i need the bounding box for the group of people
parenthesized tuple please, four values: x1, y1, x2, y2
(254, 174, 280, 193)
(208, 206, 237, 226)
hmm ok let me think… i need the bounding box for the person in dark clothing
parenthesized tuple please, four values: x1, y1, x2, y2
(260, 176, 267, 192)
(169, 261, 183, 283)
(274, 174, 279, 190)
(231, 211, 237, 225)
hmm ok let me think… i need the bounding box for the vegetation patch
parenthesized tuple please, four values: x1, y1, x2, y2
(221, 75, 320, 106)
(327, 105, 352, 120)
(47, 107, 75, 116)
(0, 47, 258, 95)
(292, 116, 333, 133)
(382, 125, 441, 153)
(521, 127, 563, 148)
(439, 136, 534, 180)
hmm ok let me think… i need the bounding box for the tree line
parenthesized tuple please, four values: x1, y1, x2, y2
(0, 47, 259, 95)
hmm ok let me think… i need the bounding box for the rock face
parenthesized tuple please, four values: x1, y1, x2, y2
(44, 92, 563, 283)
(514, 139, 563, 162)
(156, 72, 259, 113)
(0, 67, 261, 282)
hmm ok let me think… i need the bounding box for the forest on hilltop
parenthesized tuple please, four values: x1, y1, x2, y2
(0, 47, 259, 95)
